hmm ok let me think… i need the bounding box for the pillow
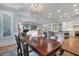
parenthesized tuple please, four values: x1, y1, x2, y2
(50, 36, 57, 40)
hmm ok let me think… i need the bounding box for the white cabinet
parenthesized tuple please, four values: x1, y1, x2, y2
(42, 23, 59, 32)
(62, 21, 73, 31)
(62, 22, 67, 31)
(59, 23, 62, 31)
(53, 24, 59, 32)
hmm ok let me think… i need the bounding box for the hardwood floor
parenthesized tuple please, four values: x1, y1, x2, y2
(0, 36, 79, 56)
(62, 36, 79, 56)
(63, 51, 75, 56)
(0, 44, 16, 52)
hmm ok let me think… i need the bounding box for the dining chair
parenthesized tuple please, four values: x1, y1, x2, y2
(15, 35, 23, 56)
(21, 34, 34, 56)
(15, 34, 30, 56)
(55, 33, 65, 56)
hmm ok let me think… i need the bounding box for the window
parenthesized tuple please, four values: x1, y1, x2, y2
(3, 14, 11, 36)
(0, 13, 2, 39)
(0, 10, 13, 39)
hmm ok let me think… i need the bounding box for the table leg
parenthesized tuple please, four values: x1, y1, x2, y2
(59, 46, 64, 55)
(26, 44, 29, 56)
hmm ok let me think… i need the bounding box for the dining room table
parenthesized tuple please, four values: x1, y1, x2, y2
(23, 36, 62, 56)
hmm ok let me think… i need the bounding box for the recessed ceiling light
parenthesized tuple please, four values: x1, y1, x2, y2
(74, 9, 78, 12)
(49, 13, 52, 15)
(73, 4, 78, 7)
(64, 13, 68, 16)
(57, 10, 61, 12)
(60, 16, 63, 18)
(48, 16, 50, 18)
(75, 12, 79, 14)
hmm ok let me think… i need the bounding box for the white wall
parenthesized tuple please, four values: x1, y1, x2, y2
(61, 17, 79, 36)
(0, 5, 19, 47)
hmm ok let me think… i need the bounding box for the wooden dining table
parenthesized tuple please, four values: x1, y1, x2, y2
(23, 36, 62, 56)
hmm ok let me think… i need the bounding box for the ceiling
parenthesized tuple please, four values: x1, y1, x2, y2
(0, 3, 79, 24)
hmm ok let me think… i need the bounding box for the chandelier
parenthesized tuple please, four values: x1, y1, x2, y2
(31, 3, 42, 13)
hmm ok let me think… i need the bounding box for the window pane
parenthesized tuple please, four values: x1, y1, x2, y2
(0, 14, 2, 38)
(3, 14, 11, 36)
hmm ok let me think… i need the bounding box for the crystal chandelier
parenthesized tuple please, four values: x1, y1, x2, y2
(31, 3, 42, 13)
